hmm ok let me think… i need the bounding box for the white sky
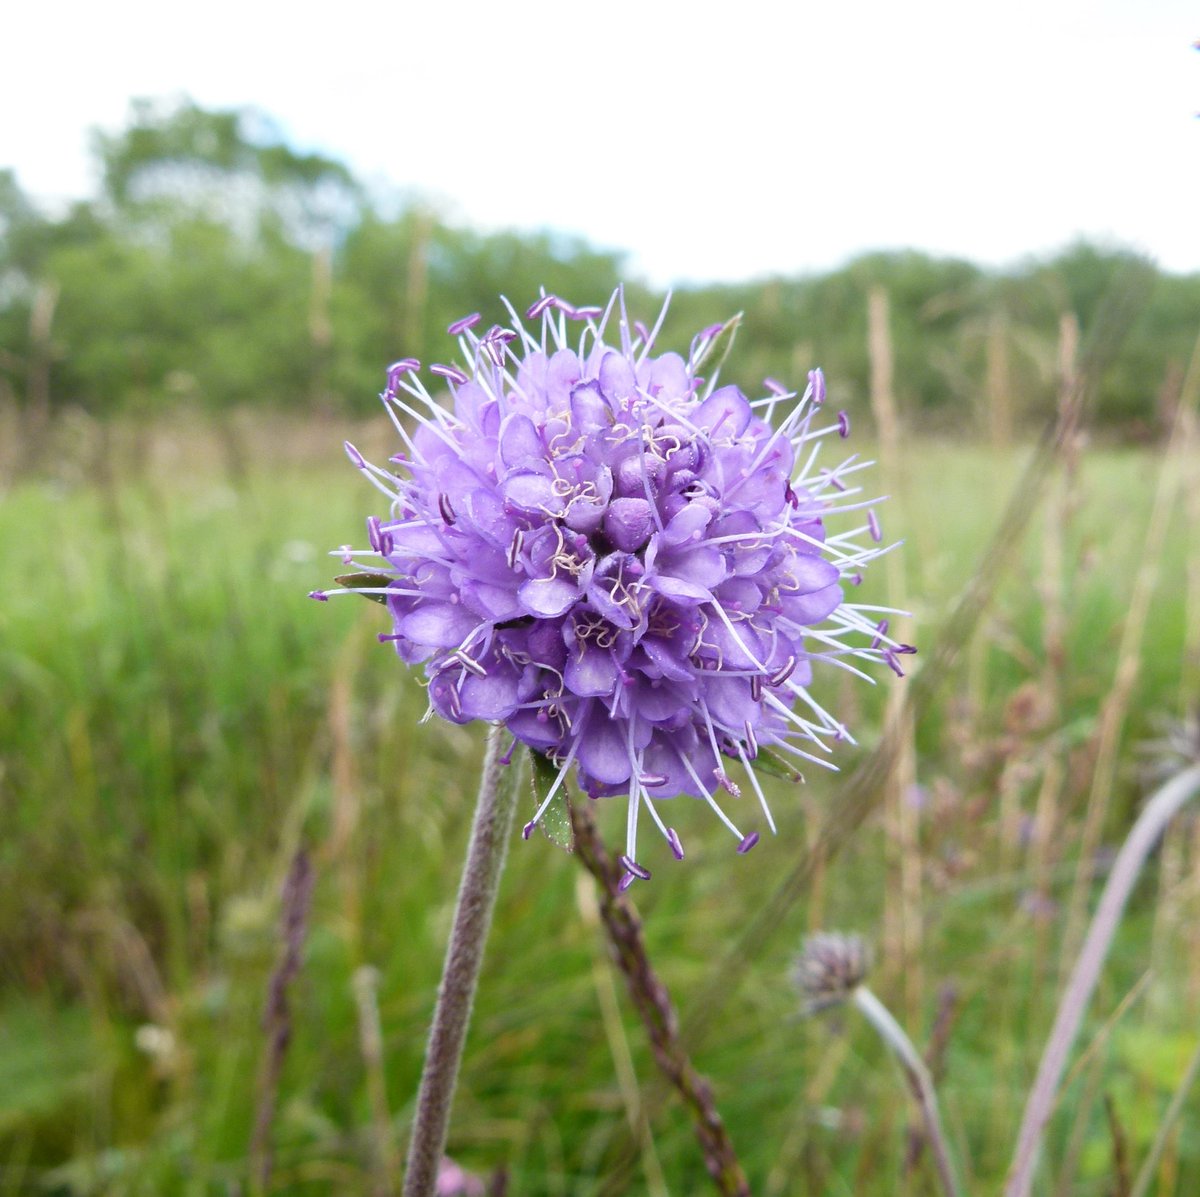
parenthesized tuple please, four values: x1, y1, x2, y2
(4, 0, 1197, 285)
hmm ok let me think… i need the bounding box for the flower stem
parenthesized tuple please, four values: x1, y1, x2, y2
(852, 985, 963, 1197)
(1005, 762, 1200, 1197)
(569, 800, 751, 1197)
(403, 724, 518, 1197)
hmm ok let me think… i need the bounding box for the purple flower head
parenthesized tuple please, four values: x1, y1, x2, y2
(331, 290, 904, 873)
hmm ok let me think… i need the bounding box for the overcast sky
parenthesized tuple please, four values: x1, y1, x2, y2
(4, 0, 1197, 285)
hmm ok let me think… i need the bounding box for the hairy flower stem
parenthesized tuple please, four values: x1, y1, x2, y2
(404, 725, 518, 1197)
(1005, 762, 1200, 1197)
(569, 800, 751, 1197)
(851, 986, 963, 1197)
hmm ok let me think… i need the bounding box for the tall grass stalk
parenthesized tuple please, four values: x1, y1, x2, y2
(1005, 762, 1200, 1197)
(1060, 328, 1200, 970)
(868, 285, 923, 1022)
(852, 985, 963, 1197)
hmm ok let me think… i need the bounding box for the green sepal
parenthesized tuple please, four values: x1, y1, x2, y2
(333, 573, 393, 605)
(751, 746, 805, 784)
(692, 311, 743, 379)
(529, 748, 576, 853)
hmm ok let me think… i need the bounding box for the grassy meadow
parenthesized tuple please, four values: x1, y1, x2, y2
(1, 405, 1198, 1196)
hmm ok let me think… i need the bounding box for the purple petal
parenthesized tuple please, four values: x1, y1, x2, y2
(577, 714, 632, 785)
(565, 644, 620, 697)
(781, 583, 843, 625)
(604, 497, 655, 553)
(518, 575, 579, 617)
(499, 413, 544, 467)
(503, 472, 564, 515)
(399, 603, 479, 648)
(458, 669, 520, 720)
(693, 385, 752, 438)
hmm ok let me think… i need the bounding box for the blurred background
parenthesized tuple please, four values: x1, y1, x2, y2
(2, 3, 1199, 1194)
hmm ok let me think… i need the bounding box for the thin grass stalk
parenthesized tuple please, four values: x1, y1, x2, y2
(403, 724, 519, 1197)
(1060, 328, 1200, 970)
(1129, 1036, 1200, 1197)
(569, 800, 751, 1197)
(852, 986, 963, 1197)
(251, 847, 316, 1193)
(868, 285, 922, 1022)
(1180, 400, 1200, 706)
(1005, 762, 1200, 1197)
(354, 965, 400, 1197)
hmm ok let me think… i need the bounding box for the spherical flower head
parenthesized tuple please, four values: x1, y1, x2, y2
(328, 291, 907, 880)
(794, 932, 872, 1013)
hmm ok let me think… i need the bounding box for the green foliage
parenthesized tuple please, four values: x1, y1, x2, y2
(0, 98, 1195, 431)
(1, 419, 1196, 1193)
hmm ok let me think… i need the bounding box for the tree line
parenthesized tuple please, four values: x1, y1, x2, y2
(2, 98, 1196, 436)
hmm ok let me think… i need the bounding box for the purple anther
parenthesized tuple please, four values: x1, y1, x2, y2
(700, 322, 723, 342)
(308, 590, 329, 601)
(867, 509, 882, 543)
(555, 300, 578, 318)
(743, 720, 759, 759)
(633, 320, 650, 342)
(769, 656, 797, 687)
(430, 362, 469, 385)
(438, 493, 457, 525)
(344, 441, 367, 468)
(570, 305, 603, 321)
(499, 736, 517, 766)
(870, 618, 890, 650)
(837, 410, 851, 438)
(749, 674, 763, 702)
(849, 571, 864, 586)
(737, 832, 760, 854)
(385, 359, 420, 395)
(763, 377, 788, 397)
(808, 368, 826, 406)
(340, 544, 354, 564)
(378, 632, 402, 643)
(639, 772, 669, 789)
(522, 820, 537, 840)
(784, 482, 800, 509)
(367, 515, 384, 552)
(884, 649, 905, 678)
(666, 828, 685, 860)
(526, 294, 558, 319)
(481, 325, 517, 365)
(506, 529, 524, 570)
(619, 854, 652, 881)
(896, 643, 918, 655)
(447, 313, 481, 336)
(617, 872, 635, 892)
